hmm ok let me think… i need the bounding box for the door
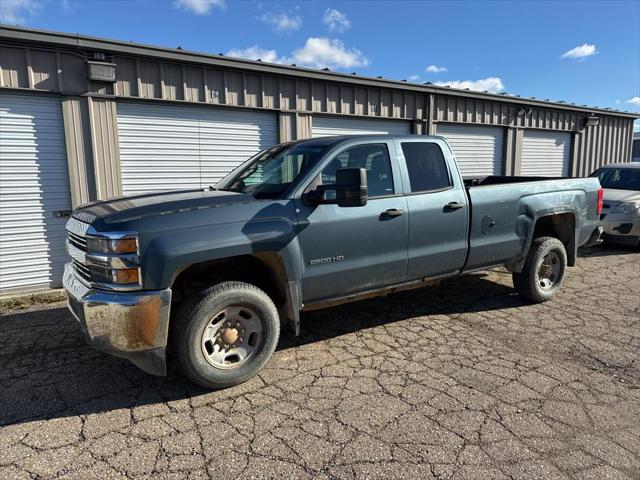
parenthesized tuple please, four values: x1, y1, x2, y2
(521, 130, 571, 177)
(0, 93, 71, 293)
(436, 124, 505, 178)
(312, 115, 411, 138)
(398, 140, 469, 279)
(296, 142, 408, 301)
(116, 102, 278, 194)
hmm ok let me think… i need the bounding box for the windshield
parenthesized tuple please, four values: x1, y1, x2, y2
(216, 142, 330, 199)
(591, 167, 640, 191)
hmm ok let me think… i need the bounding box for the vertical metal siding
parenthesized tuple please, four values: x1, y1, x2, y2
(436, 124, 505, 178)
(89, 98, 122, 199)
(116, 102, 277, 194)
(311, 116, 410, 137)
(61, 96, 95, 206)
(0, 93, 71, 293)
(571, 116, 635, 176)
(520, 130, 572, 177)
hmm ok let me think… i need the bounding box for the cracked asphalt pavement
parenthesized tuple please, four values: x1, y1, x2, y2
(1, 245, 639, 479)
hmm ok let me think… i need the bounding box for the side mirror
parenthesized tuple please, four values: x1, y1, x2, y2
(303, 167, 368, 207)
(336, 168, 368, 207)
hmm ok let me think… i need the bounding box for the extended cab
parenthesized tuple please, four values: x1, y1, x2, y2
(63, 135, 603, 388)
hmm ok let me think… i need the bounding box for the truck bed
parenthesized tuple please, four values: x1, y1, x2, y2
(462, 175, 601, 272)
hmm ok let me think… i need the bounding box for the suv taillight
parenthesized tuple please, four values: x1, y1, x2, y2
(597, 187, 604, 216)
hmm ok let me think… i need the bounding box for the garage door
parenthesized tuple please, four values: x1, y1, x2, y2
(312, 116, 410, 138)
(436, 124, 504, 178)
(0, 93, 71, 293)
(521, 130, 571, 177)
(117, 103, 278, 194)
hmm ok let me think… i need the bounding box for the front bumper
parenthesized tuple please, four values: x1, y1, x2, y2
(63, 263, 172, 376)
(601, 215, 640, 246)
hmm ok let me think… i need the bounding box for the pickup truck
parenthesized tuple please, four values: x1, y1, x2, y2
(63, 134, 603, 389)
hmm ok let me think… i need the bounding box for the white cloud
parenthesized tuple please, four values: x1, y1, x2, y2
(561, 43, 597, 60)
(408, 75, 422, 83)
(259, 12, 302, 32)
(625, 96, 640, 107)
(226, 37, 369, 71)
(290, 37, 369, 69)
(0, 0, 42, 23)
(226, 46, 283, 64)
(323, 8, 351, 33)
(174, 0, 225, 15)
(434, 77, 505, 93)
(425, 64, 447, 73)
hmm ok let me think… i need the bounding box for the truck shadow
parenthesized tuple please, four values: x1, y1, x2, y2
(578, 243, 639, 258)
(0, 272, 517, 427)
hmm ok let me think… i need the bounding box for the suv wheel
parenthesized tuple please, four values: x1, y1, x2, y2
(174, 281, 280, 389)
(512, 236, 567, 303)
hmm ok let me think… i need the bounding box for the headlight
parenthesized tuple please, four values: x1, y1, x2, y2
(612, 202, 640, 215)
(87, 236, 138, 254)
(89, 265, 141, 286)
(85, 232, 141, 288)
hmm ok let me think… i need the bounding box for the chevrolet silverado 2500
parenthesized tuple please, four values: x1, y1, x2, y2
(63, 135, 603, 389)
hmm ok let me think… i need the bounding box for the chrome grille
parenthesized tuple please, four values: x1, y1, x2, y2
(66, 217, 92, 283)
(68, 231, 87, 251)
(72, 259, 92, 282)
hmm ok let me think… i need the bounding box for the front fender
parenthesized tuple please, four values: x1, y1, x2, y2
(141, 217, 302, 291)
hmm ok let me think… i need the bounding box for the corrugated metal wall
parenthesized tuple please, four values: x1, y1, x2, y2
(0, 40, 636, 207)
(572, 115, 636, 176)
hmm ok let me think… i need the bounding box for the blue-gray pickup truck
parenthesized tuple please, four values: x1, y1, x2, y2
(63, 135, 603, 389)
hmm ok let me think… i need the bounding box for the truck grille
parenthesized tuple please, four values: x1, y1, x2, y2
(66, 217, 92, 284)
(68, 231, 87, 251)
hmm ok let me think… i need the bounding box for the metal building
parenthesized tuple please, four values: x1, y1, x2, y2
(0, 25, 637, 294)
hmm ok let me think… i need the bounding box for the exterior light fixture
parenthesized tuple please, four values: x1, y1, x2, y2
(87, 53, 116, 82)
(584, 114, 600, 128)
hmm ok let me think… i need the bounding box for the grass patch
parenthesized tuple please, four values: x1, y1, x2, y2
(0, 291, 67, 311)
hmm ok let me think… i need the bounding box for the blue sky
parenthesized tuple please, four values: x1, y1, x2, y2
(3, 0, 639, 128)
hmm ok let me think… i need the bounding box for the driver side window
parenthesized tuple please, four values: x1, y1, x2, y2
(318, 143, 394, 199)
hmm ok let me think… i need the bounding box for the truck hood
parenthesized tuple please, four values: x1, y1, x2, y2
(74, 188, 258, 225)
(602, 189, 640, 204)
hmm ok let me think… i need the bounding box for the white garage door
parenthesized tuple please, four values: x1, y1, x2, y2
(312, 116, 410, 138)
(436, 124, 505, 178)
(0, 93, 71, 293)
(521, 130, 571, 177)
(117, 102, 278, 194)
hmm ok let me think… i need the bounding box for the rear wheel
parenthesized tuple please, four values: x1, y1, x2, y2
(513, 236, 567, 303)
(174, 281, 280, 389)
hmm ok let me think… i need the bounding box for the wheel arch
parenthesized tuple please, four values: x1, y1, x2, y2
(170, 251, 302, 336)
(510, 211, 577, 272)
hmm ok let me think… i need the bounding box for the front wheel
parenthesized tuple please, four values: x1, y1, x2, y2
(174, 281, 280, 389)
(512, 236, 567, 303)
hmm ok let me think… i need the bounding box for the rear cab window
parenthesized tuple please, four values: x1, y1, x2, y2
(401, 142, 452, 192)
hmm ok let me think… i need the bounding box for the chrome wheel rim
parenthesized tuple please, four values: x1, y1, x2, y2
(537, 251, 562, 290)
(200, 306, 263, 369)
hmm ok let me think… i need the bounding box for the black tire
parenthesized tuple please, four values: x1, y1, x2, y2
(173, 281, 280, 389)
(512, 236, 567, 303)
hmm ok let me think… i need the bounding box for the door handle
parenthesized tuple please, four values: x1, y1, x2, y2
(382, 208, 404, 217)
(444, 202, 464, 211)
(382, 208, 405, 217)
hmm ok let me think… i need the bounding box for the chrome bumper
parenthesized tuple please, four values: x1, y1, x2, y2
(63, 262, 172, 376)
